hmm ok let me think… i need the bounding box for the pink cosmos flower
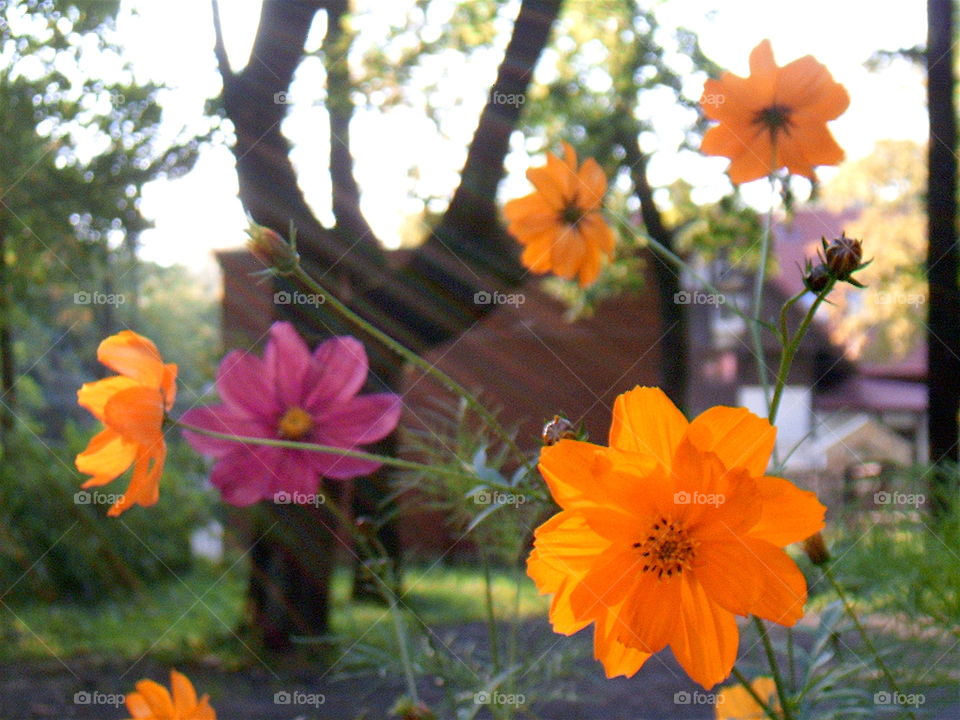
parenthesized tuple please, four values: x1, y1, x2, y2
(181, 322, 401, 506)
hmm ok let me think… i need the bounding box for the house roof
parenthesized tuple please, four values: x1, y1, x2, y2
(814, 375, 927, 413)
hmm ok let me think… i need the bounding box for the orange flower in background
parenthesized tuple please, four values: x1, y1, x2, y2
(76, 330, 177, 516)
(526, 387, 825, 689)
(503, 142, 615, 287)
(715, 677, 779, 719)
(125, 669, 216, 720)
(700, 39, 849, 184)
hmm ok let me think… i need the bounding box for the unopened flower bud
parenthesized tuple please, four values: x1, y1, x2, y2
(246, 222, 299, 275)
(802, 531, 830, 566)
(821, 232, 863, 280)
(542, 415, 576, 446)
(802, 261, 831, 294)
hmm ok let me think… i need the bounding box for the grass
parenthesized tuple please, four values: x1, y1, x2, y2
(0, 558, 547, 664)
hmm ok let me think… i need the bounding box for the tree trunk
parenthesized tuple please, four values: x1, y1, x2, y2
(926, 0, 960, 515)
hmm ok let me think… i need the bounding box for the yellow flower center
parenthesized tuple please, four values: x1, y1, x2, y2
(278, 406, 314, 440)
(634, 517, 698, 580)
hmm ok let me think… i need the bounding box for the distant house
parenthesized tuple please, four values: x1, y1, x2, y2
(684, 207, 927, 489)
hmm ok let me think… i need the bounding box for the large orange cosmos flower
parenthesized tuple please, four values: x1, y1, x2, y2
(76, 330, 177, 516)
(527, 387, 825, 689)
(700, 39, 849, 185)
(503, 142, 615, 287)
(125, 669, 216, 720)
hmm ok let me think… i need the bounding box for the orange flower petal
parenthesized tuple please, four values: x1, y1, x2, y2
(741, 539, 808, 626)
(749, 476, 826, 546)
(716, 677, 778, 719)
(170, 670, 198, 714)
(575, 157, 607, 210)
(747, 39, 778, 100)
(520, 233, 556, 273)
(76, 428, 137, 487)
(694, 536, 763, 617)
(526, 152, 574, 209)
(107, 441, 166, 516)
(578, 212, 615, 254)
(527, 512, 611, 635)
(618, 571, 682, 653)
(609, 386, 688, 466)
(788, 123, 845, 167)
(97, 331, 167, 388)
(593, 609, 653, 678)
(775, 55, 848, 121)
(192, 697, 217, 720)
(131, 679, 176, 719)
(125, 691, 153, 718)
(670, 576, 739, 690)
(687, 406, 776, 478)
(550, 227, 587, 279)
(77, 376, 139, 422)
(103, 386, 166, 447)
(567, 547, 643, 621)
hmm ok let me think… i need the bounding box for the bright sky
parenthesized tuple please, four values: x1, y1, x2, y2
(123, 0, 927, 273)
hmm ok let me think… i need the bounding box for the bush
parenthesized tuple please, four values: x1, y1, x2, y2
(0, 426, 217, 604)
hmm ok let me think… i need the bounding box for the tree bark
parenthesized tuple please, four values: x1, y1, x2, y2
(926, 0, 960, 515)
(214, 0, 564, 645)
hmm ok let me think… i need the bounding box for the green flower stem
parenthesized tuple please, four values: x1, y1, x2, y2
(753, 615, 794, 720)
(768, 281, 834, 425)
(290, 266, 529, 464)
(731, 666, 782, 720)
(751, 186, 776, 418)
(822, 566, 917, 720)
(171, 418, 477, 483)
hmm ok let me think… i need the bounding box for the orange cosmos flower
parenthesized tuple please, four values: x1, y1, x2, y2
(76, 330, 177, 516)
(700, 39, 849, 185)
(715, 677, 779, 720)
(526, 387, 825, 689)
(503, 142, 615, 287)
(125, 669, 216, 720)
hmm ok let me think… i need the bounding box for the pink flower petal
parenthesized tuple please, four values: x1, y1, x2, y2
(216, 350, 281, 419)
(210, 446, 283, 506)
(264, 322, 313, 408)
(180, 406, 272, 459)
(268, 449, 322, 498)
(317, 393, 401, 446)
(303, 337, 370, 413)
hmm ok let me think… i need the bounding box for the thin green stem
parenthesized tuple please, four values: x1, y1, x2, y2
(172, 418, 477, 483)
(291, 266, 529, 464)
(823, 567, 917, 720)
(750, 178, 777, 418)
(730, 665, 782, 720)
(752, 615, 795, 720)
(481, 552, 502, 676)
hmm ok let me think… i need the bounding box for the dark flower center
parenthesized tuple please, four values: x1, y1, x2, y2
(559, 201, 585, 228)
(633, 517, 697, 579)
(278, 406, 314, 440)
(754, 103, 792, 135)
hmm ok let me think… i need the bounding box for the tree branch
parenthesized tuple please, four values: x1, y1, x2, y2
(211, 0, 232, 80)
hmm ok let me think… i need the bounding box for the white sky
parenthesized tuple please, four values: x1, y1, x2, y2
(122, 0, 927, 272)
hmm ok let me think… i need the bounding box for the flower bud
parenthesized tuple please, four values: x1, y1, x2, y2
(822, 232, 863, 280)
(802, 531, 830, 566)
(542, 415, 576, 446)
(802, 261, 831, 294)
(246, 222, 299, 275)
